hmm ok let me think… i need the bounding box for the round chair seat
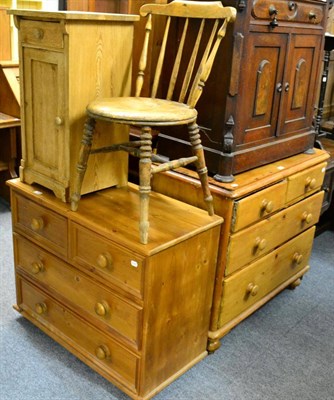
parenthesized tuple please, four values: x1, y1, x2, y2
(87, 97, 198, 126)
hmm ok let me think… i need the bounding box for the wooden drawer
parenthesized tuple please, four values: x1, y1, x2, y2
(17, 277, 139, 394)
(232, 180, 286, 232)
(69, 222, 144, 299)
(252, 0, 324, 25)
(11, 192, 67, 258)
(219, 227, 315, 327)
(20, 20, 64, 49)
(286, 162, 327, 204)
(14, 234, 142, 348)
(226, 190, 324, 275)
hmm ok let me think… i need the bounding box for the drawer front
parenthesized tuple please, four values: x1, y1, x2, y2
(14, 234, 142, 348)
(252, 0, 324, 25)
(69, 223, 144, 299)
(20, 20, 64, 49)
(17, 277, 139, 393)
(219, 227, 315, 327)
(286, 162, 327, 204)
(12, 192, 67, 258)
(226, 191, 324, 275)
(232, 180, 286, 232)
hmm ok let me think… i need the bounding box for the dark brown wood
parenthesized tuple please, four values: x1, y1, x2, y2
(155, 0, 329, 182)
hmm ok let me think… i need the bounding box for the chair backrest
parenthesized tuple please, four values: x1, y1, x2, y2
(135, 0, 236, 108)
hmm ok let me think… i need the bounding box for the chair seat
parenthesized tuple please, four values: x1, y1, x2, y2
(87, 97, 198, 126)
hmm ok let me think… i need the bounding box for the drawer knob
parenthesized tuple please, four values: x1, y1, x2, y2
(301, 211, 313, 224)
(292, 252, 303, 265)
(246, 283, 259, 296)
(33, 28, 44, 40)
(254, 237, 267, 251)
(305, 177, 316, 190)
(31, 261, 44, 274)
(55, 116, 64, 126)
(31, 217, 44, 231)
(95, 344, 110, 360)
(35, 302, 47, 315)
(96, 253, 113, 269)
(95, 301, 110, 317)
(309, 11, 316, 20)
(261, 199, 274, 214)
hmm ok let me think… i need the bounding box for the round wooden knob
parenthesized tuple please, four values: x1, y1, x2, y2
(255, 237, 267, 250)
(95, 301, 110, 317)
(35, 302, 47, 315)
(55, 116, 63, 126)
(31, 261, 44, 274)
(95, 344, 110, 360)
(96, 253, 112, 269)
(246, 283, 259, 296)
(292, 252, 303, 265)
(31, 217, 44, 231)
(33, 28, 44, 40)
(261, 199, 274, 213)
(305, 177, 316, 190)
(301, 211, 313, 224)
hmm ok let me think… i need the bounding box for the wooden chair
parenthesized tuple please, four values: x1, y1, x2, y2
(71, 0, 237, 244)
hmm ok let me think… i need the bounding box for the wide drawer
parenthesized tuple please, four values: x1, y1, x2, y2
(219, 227, 315, 327)
(20, 20, 64, 49)
(232, 180, 286, 232)
(286, 162, 327, 204)
(226, 190, 324, 275)
(14, 234, 142, 348)
(17, 277, 139, 393)
(11, 192, 67, 258)
(69, 222, 144, 299)
(252, 0, 324, 25)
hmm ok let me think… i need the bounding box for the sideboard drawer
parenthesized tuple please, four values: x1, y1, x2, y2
(14, 234, 142, 348)
(17, 277, 139, 394)
(226, 191, 324, 275)
(219, 227, 315, 327)
(69, 222, 144, 299)
(232, 180, 286, 232)
(286, 162, 327, 204)
(12, 192, 67, 257)
(20, 20, 64, 49)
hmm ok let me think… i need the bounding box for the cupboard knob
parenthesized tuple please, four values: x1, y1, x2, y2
(35, 302, 47, 315)
(309, 11, 316, 20)
(292, 252, 303, 265)
(55, 116, 63, 126)
(301, 211, 313, 224)
(246, 283, 259, 296)
(285, 82, 290, 92)
(261, 199, 274, 213)
(288, 2, 296, 11)
(95, 301, 110, 317)
(95, 344, 110, 360)
(33, 28, 44, 40)
(31, 217, 44, 231)
(31, 261, 44, 274)
(305, 177, 316, 190)
(255, 237, 267, 251)
(276, 82, 283, 92)
(96, 253, 112, 269)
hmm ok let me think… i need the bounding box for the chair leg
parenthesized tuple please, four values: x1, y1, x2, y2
(71, 117, 96, 211)
(139, 126, 152, 244)
(188, 121, 214, 216)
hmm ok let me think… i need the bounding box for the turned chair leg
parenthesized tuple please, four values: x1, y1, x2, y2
(71, 118, 96, 211)
(139, 126, 152, 244)
(188, 121, 214, 216)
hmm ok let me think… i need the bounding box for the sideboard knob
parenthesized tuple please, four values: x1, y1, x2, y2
(255, 237, 267, 251)
(31, 217, 44, 231)
(95, 301, 110, 317)
(301, 211, 313, 224)
(305, 176, 317, 190)
(31, 261, 44, 274)
(96, 253, 113, 269)
(35, 302, 47, 315)
(95, 344, 110, 360)
(261, 199, 274, 213)
(246, 283, 259, 296)
(292, 252, 303, 265)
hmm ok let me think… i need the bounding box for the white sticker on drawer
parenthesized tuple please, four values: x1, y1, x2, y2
(131, 260, 138, 268)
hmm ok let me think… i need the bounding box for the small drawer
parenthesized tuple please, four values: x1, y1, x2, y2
(14, 234, 142, 348)
(286, 162, 327, 204)
(252, 0, 324, 25)
(219, 227, 315, 327)
(20, 20, 64, 49)
(226, 190, 324, 275)
(231, 180, 286, 232)
(12, 192, 67, 258)
(17, 277, 139, 393)
(69, 222, 144, 299)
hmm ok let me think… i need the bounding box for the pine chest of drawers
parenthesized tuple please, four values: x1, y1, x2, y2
(8, 179, 223, 399)
(152, 148, 329, 351)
